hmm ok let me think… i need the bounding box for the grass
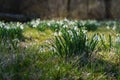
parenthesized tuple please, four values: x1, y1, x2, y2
(0, 19, 120, 80)
(23, 27, 53, 46)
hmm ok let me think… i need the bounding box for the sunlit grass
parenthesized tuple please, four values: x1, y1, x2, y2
(23, 27, 53, 45)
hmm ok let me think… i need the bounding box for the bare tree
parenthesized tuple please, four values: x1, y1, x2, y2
(67, 0, 71, 18)
(86, 0, 89, 18)
(104, 0, 112, 19)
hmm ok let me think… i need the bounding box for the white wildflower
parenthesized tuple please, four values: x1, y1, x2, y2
(64, 18, 69, 22)
(116, 34, 119, 36)
(69, 21, 75, 25)
(54, 32, 58, 36)
(107, 26, 110, 29)
(112, 25, 116, 30)
(16, 22, 20, 27)
(68, 30, 73, 35)
(74, 26, 78, 31)
(116, 36, 120, 43)
(5, 26, 10, 30)
(58, 31, 62, 36)
(20, 25, 24, 29)
(63, 25, 68, 28)
(77, 31, 79, 35)
(36, 19, 40, 23)
(59, 21, 63, 25)
(81, 21, 85, 25)
(47, 23, 51, 26)
(82, 30, 87, 34)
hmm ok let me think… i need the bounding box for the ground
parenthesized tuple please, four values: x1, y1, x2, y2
(0, 19, 120, 80)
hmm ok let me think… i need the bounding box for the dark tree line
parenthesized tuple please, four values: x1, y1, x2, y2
(67, 0, 112, 19)
(0, 0, 114, 21)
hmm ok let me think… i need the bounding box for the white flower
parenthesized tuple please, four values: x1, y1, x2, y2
(82, 30, 87, 33)
(5, 26, 10, 30)
(107, 26, 110, 29)
(59, 21, 63, 25)
(74, 26, 78, 31)
(77, 32, 79, 35)
(116, 34, 119, 36)
(54, 32, 58, 36)
(33, 24, 37, 28)
(17, 22, 20, 26)
(20, 25, 24, 29)
(58, 31, 62, 36)
(69, 21, 75, 25)
(81, 21, 85, 25)
(47, 23, 51, 26)
(36, 19, 40, 23)
(64, 18, 69, 22)
(63, 25, 68, 28)
(112, 25, 116, 30)
(31, 19, 40, 28)
(116, 36, 120, 43)
(68, 30, 73, 35)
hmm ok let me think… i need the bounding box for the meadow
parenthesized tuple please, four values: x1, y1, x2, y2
(0, 19, 120, 80)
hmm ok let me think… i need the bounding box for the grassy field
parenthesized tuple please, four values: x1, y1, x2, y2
(0, 19, 120, 80)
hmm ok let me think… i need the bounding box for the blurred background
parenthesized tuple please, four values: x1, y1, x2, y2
(0, 0, 119, 21)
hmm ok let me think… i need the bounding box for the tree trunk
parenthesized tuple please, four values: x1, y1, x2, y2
(104, 0, 112, 19)
(67, 0, 71, 18)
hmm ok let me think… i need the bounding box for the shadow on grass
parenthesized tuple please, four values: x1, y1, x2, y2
(77, 55, 120, 80)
